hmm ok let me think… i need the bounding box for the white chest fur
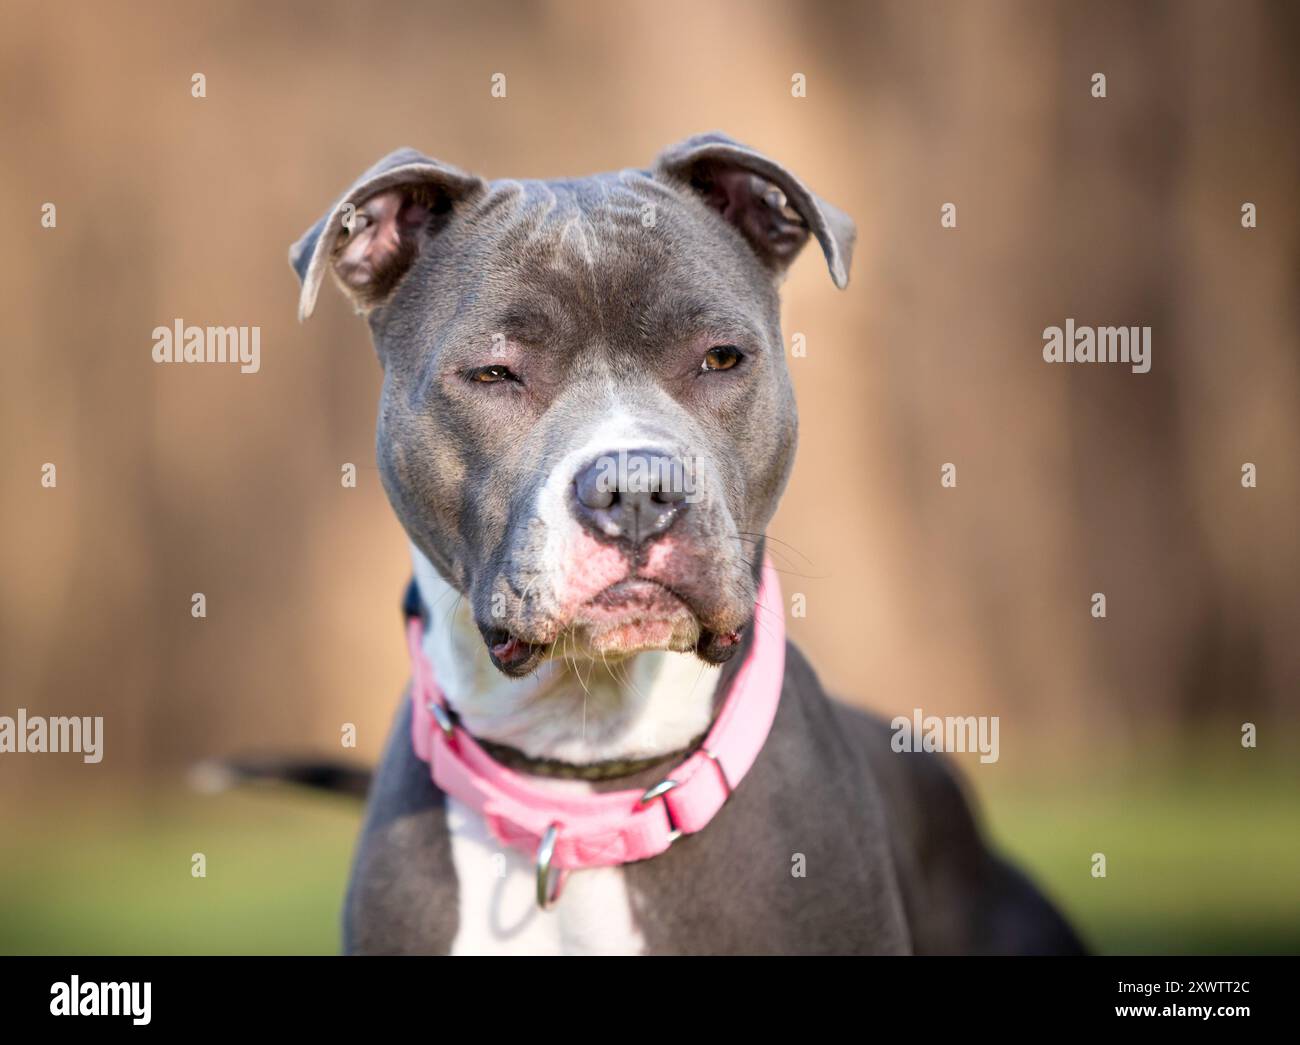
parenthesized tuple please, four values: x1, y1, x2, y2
(411, 545, 719, 955)
(444, 794, 646, 956)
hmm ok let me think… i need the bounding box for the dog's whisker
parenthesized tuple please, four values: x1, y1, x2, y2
(747, 603, 786, 646)
(727, 534, 826, 580)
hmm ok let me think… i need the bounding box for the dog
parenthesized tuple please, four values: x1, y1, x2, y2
(287, 132, 1084, 955)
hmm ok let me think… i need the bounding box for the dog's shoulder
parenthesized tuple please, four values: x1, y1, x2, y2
(812, 682, 1086, 954)
(342, 692, 460, 954)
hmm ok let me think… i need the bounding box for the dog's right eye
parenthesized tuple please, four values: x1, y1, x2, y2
(467, 364, 518, 385)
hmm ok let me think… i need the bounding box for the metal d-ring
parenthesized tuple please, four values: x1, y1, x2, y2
(426, 699, 455, 741)
(535, 823, 567, 911)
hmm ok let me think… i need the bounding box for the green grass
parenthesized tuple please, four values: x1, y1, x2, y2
(0, 787, 358, 954)
(1, 752, 1296, 954)
(975, 754, 1300, 955)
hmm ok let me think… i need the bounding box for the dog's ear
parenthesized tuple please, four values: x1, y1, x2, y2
(288, 148, 485, 321)
(654, 132, 855, 288)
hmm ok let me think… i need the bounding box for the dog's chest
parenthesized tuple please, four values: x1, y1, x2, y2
(444, 796, 647, 955)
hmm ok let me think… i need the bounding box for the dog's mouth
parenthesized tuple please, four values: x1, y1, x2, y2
(480, 578, 746, 676)
(586, 578, 689, 617)
(570, 579, 698, 655)
(478, 626, 548, 677)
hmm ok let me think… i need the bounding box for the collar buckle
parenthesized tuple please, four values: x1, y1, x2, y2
(703, 748, 732, 796)
(640, 778, 682, 843)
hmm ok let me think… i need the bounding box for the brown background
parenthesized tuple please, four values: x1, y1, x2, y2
(2, 0, 1297, 804)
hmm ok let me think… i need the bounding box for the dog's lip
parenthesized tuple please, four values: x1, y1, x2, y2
(589, 577, 684, 606)
(475, 580, 696, 675)
(480, 577, 754, 671)
(480, 625, 549, 676)
(579, 577, 698, 621)
(490, 633, 531, 662)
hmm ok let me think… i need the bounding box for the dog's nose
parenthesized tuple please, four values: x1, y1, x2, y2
(572, 448, 689, 546)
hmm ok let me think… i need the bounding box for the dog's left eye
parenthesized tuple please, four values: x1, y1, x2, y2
(701, 345, 744, 372)
(467, 364, 518, 384)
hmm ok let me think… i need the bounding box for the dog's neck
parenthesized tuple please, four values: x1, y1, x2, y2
(410, 545, 722, 767)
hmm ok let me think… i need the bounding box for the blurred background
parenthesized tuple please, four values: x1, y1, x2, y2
(1, 0, 1297, 954)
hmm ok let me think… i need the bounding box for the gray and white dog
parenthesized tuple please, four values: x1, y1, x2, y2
(288, 132, 1083, 955)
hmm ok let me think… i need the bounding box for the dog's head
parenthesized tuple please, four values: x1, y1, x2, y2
(291, 133, 853, 677)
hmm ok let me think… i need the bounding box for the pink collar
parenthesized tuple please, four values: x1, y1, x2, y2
(408, 562, 785, 907)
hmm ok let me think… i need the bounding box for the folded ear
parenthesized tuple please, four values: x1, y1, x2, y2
(288, 147, 485, 321)
(654, 132, 856, 288)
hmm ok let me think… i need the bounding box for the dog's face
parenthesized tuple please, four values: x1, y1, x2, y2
(292, 134, 853, 676)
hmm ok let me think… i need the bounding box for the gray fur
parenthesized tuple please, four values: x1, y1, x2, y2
(292, 133, 1084, 955)
(343, 695, 458, 954)
(293, 136, 829, 657)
